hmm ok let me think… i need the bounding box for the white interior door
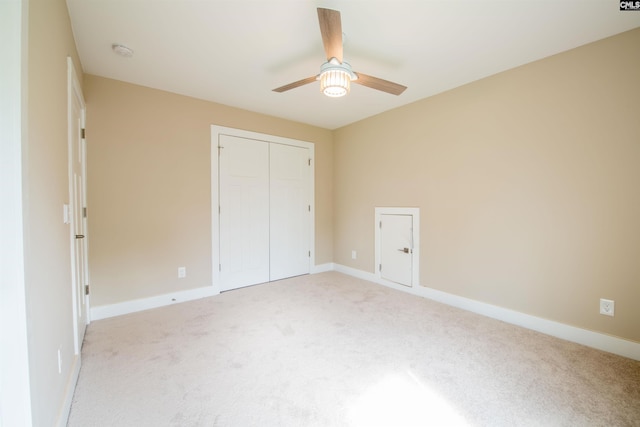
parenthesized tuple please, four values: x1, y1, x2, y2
(380, 214, 413, 286)
(270, 143, 310, 281)
(219, 135, 270, 291)
(68, 58, 88, 352)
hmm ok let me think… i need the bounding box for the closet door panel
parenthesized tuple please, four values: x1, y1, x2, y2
(219, 135, 270, 290)
(270, 143, 310, 281)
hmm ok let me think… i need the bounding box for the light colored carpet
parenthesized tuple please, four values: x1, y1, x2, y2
(68, 272, 640, 426)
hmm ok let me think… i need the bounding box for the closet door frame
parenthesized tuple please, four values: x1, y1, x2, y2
(211, 125, 315, 293)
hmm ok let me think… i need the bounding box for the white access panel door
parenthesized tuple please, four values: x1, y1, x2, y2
(270, 143, 310, 281)
(219, 135, 270, 291)
(380, 214, 413, 287)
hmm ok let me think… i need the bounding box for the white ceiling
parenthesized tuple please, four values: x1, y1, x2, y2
(66, 1, 640, 130)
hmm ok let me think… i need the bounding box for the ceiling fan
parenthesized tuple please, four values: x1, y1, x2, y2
(273, 8, 407, 98)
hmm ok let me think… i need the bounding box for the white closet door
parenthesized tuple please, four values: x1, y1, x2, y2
(219, 135, 270, 291)
(269, 143, 310, 281)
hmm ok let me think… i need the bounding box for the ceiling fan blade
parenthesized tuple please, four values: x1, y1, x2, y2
(317, 8, 343, 63)
(353, 72, 407, 96)
(272, 76, 317, 93)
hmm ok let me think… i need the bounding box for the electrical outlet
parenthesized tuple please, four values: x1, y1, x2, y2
(351, 250, 357, 260)
(599, 298, 614, 317)
(178, 267, 186, 278)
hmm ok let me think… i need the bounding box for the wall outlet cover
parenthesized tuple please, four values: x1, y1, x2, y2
(599, 298, 614, 316)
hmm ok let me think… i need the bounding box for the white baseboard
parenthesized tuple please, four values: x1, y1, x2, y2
(333, 264, 640, 361)
(56, 352, 81, 427)
(87, 265, 640, 361)
(312, 262, 335, 274)
(91, 285, 219, 321)
(91, 264, 333, 321)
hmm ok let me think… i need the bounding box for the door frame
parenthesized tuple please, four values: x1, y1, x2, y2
(211, 125, 315, 293)
(67, 57, 89, 354)
(375, 207, 420, 287)
(0, 2, 32, 423)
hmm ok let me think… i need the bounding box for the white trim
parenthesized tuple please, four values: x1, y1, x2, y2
(333, 264, 640, 361)
(211, 128, 220, 293)
(55, 353, 81, 427)
(0, 1, 33, 425)
(82, 260, 640, 360)
(374, 207, 420, 287)
(91, 286, 219, 321)
(90, 264, 333, 320)
(312, 263, 335, 274)
(211, 125, 315, 293)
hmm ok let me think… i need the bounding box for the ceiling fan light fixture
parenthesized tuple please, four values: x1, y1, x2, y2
(319, 59, 356, 98)
(320, 69, 350, 97)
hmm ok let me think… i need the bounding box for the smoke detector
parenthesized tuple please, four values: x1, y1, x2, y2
(112, 44, 134, 58)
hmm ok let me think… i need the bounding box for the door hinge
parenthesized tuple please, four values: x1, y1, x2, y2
(81, 128, 86, 139)
(308, 251, 311, 257)
(308, 158, 311, 166)
(308, 205, 311, 212)
(83, 207, 87, 218)
(218, 145, 224, 155)
(84, 285, 89, 295)
(379, 264, 382, 272)
(379, 221, 382, 229)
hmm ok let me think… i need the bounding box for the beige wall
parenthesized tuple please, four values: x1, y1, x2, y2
(25, 0, 84, 424)
(334, 28, 640, 343)
(84, 75, 333, 306)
